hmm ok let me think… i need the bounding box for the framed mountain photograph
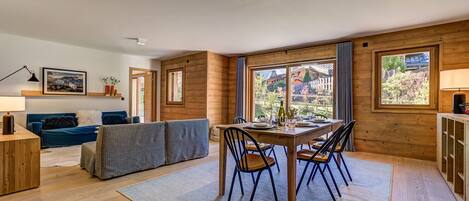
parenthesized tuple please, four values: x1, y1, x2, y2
(42, 68, 87, 95)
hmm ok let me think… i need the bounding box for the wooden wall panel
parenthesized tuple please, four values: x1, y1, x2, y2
(207, 52, 229, 126)
(160, 52, 208, 121)
(247, 44, 337, 67)
(227, 57, 238, 122)
(225, 20, 469, 160)
(353, 20, 469, 160)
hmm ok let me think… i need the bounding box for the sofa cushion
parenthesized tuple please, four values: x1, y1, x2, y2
(165, 119, 209, 164)
(77, 110, 102, 126)
(42, 116, 77, 130)
(42, 125, 98, 136)
(95, 122, 166, 179)
(80, 142, 97, 175)
(102, 114, 127, 125)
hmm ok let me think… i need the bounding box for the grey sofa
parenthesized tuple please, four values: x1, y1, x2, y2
(80, 119, 209, 179)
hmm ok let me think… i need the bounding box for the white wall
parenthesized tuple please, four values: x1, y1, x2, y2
(0, 32, 159, 126)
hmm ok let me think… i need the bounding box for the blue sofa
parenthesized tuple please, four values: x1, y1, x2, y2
(27, 111, 140, 148)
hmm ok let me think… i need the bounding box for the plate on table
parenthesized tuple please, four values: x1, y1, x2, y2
(310, 119, 332, 123)
(244, 123, 275, 130)
(296, 122, 319, 128)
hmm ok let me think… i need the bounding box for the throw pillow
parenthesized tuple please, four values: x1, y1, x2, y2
(76, 110, 102, 126)
(42, 116, 77, 130)
(102, 114, 127, 125)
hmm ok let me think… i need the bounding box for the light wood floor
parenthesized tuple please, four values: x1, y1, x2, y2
(0, 142, 455, 201)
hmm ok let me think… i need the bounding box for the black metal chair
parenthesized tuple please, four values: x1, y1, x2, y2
(233, 116, 281, 172)
(296, 124, 345, 201)
(233, 116, 247, 124)
(311, 120, 356, 183)
(224, 127, 279, 201)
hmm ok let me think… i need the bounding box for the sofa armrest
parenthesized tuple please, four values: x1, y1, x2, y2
(27, 122, 43, 136)
(127, 116, 140, 124)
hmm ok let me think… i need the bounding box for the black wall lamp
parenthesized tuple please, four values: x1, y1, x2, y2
(0, 65, 39, 82)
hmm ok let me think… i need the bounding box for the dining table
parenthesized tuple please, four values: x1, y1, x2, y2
(217, 119, 343, 201)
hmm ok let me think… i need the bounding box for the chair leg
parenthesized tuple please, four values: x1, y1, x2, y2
(307, 142, 312, 150)
(283, 146, 288, 156)
(237, 170, 244, 195)
(339, 153, 353, 181)
(296, 161, 313, 194)
(325, 164, 342, 197)
(250, 170, 263, 201)
(267, 167, 279, 201)
(251, 173, 255, 183)
(319, 164, 336, 201)
(271, 148, 280, 172)
(228, 169, 237, 201)
(307, 163, 319, 186)
(332, 154, 349, 186)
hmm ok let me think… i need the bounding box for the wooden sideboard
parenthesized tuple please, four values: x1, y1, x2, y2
(0, 125, 40, 195)
(437, 113, 469, 201)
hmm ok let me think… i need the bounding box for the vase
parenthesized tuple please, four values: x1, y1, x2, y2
(105, 85, 111, 96)
(110, 85, 115, 96)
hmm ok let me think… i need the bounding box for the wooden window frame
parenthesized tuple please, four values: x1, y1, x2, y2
(246, 59, 336, 121)
(166, 67, 185, 105)
(371, 45, 439, 114)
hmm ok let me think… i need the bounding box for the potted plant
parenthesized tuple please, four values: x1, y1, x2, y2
(102, 77, 111, 96)
(109, 76, 120, 96)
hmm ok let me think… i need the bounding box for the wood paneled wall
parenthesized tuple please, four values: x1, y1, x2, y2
(353, 20, 469, 160)
(207, 52, 229, 126)
(160, 51, 230, 126)
(160, 52, 208, 120)
(246, 44, 337, 67)
(226, 20, 469, 160)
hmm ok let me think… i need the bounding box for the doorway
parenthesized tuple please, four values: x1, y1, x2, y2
(129, 67, 157, 123)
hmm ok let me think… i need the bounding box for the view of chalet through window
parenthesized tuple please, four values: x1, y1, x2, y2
(380, 51, 430, 105)
(252, 61, 335, 120)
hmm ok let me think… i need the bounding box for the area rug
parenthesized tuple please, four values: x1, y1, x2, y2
(41, 145, 82, 167)
(118, 151, 392, 201)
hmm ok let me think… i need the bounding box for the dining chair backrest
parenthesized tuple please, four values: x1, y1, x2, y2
(313, 113, 328, 119)
(336, 120, 356, 153)
(233, 116, 247, 124)
(224, 127, 269, 172)
(313, 124, 345, 162)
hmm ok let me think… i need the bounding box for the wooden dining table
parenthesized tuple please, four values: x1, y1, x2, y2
(217, 120, 343, 201)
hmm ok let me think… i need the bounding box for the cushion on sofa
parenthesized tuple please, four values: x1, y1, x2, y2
(102, 114, 127, 125)
(42, 116, 77, 130)
(165, 119, 209, 164)
(77, 110, 102, 126)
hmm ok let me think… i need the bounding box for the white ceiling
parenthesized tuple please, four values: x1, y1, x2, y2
(1, 0, 469, 59)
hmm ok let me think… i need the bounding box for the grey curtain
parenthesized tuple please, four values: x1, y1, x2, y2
(336, 42, 355, 151)
(235, 57, 246, 118)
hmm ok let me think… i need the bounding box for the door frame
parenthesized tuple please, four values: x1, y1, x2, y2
(129, 67, 158, 122)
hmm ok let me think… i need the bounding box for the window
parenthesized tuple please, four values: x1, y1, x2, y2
(249, 60, 335, 121)
(290, 62, 334, 118)
(372, 46, 438, 113)
(166, 68, 184, 105)
(251, 67, 287, 120)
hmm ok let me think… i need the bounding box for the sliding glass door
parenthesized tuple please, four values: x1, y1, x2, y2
(249, 60, 335, 121)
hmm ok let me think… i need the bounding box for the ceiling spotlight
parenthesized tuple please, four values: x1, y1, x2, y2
(126, 37, 148, 46)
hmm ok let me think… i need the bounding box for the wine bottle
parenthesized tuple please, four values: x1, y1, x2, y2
(277, 100, 286, 127)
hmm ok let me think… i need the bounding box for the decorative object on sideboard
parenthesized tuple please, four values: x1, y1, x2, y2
(42, 68, 87, 95)
(0, 65, 39, 82)
(0, 96, 25, 135)
(440, 69, 469, 114)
